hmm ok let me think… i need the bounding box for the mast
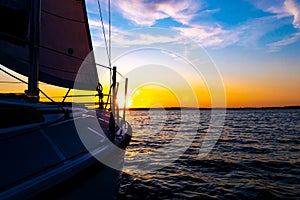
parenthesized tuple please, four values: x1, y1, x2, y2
(112, 66, 117, 116)
(27, 0, 41, 99)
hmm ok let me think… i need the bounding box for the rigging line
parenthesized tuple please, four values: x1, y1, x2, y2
(35, 89, 65, 111)
(96, 63, 112, 70)
(109, 0, 111, 67)
(97, 0, 111, 68)
(108, 0, 112, 88)
(62, 88, 71, 103)
(0, 66, 64, 110)
(0, 67, 27, 84)
(43, 94, 110, 99)
(0, 81, 24, 84)
(105, 84, 113, 109)
(116, 71, 125, 79)
(39, 89, 55, 103)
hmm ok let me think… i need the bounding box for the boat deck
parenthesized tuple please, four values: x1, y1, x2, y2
(0, 103, 128, 199)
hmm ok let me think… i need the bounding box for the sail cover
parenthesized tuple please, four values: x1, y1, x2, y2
(0, 0, 97, 90)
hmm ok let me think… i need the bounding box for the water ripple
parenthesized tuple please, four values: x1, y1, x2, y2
(118, 109, 300, 199)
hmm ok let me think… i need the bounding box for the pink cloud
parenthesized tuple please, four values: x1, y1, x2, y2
(111, 0, 200, 26)
(248, 0, 300, 29)
(268, 31, 300, 52)
(173, 24, 240, 48)
(284, 0, 300, 28)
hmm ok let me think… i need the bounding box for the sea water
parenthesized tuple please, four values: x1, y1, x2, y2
(118, 109, 300, 199)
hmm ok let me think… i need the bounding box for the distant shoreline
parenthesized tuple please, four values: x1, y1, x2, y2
(127, 106, 300, 111)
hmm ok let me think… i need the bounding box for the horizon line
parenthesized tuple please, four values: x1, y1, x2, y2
(125, 105, 300, 110)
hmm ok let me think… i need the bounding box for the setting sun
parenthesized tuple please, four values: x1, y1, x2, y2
(128, 85, 181, 108)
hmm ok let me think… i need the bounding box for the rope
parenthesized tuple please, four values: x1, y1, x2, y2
(108, 0, 112, 87)
(109, 0, 111, 67)
(62, 88, 71, 103)
(39, 89, 56, 103)
(116, 71, 125, 79)
(0, 67, 27, 84)
(95, 0, 128, 80)
(96, 63, 111, 70)
(0, 66, 63, 109)
(0, 81, 25, 84)
(97, 0, 111, 68)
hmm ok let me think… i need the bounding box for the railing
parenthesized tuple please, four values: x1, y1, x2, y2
(111, 66, 128, 122)
(0, 65, 128, 121)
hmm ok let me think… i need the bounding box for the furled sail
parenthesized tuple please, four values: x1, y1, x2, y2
(0, 0, 97, 90)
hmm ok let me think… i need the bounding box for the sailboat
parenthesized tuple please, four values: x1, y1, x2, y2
(0, 0, 131, 199)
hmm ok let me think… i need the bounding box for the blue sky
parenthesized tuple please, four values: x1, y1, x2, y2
(0, 0, 298, 107)
(85, 0, 300, 107)
(86, 0, 300, 51)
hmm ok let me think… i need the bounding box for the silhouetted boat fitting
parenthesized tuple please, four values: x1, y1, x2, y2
(0, 0, 131, 199)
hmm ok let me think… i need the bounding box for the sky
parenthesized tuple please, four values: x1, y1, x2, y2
(83, 0, 300, 108)
(1, 0, 299, 108)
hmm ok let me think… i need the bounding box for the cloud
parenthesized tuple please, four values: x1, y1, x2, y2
(109, 0, 299, 50)
(174, 10, 298, 50)
(284, 0, 300, 28)
(236, 16, 287, 49)
(246, 0, 300, 50)
(248, 0, 300, 29)
(110, 0, 200, 26)
(88, 18, 125, 47)
(268, 31, 300, 52)
(110, 30, 184, 48)
(85, 0, 102, 15)
(89, 19, 124, 35)
(89, 0, 236, 49)
(88, 0, 300, 52)
(173, 24, 240, 48)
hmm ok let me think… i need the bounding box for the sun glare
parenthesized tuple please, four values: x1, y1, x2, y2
(117, 95, 132, 109)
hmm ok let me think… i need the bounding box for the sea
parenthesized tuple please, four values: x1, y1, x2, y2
(117, 109, 300, 200)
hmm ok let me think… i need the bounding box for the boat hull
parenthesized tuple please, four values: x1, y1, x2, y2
(0, 100, 129, 199)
